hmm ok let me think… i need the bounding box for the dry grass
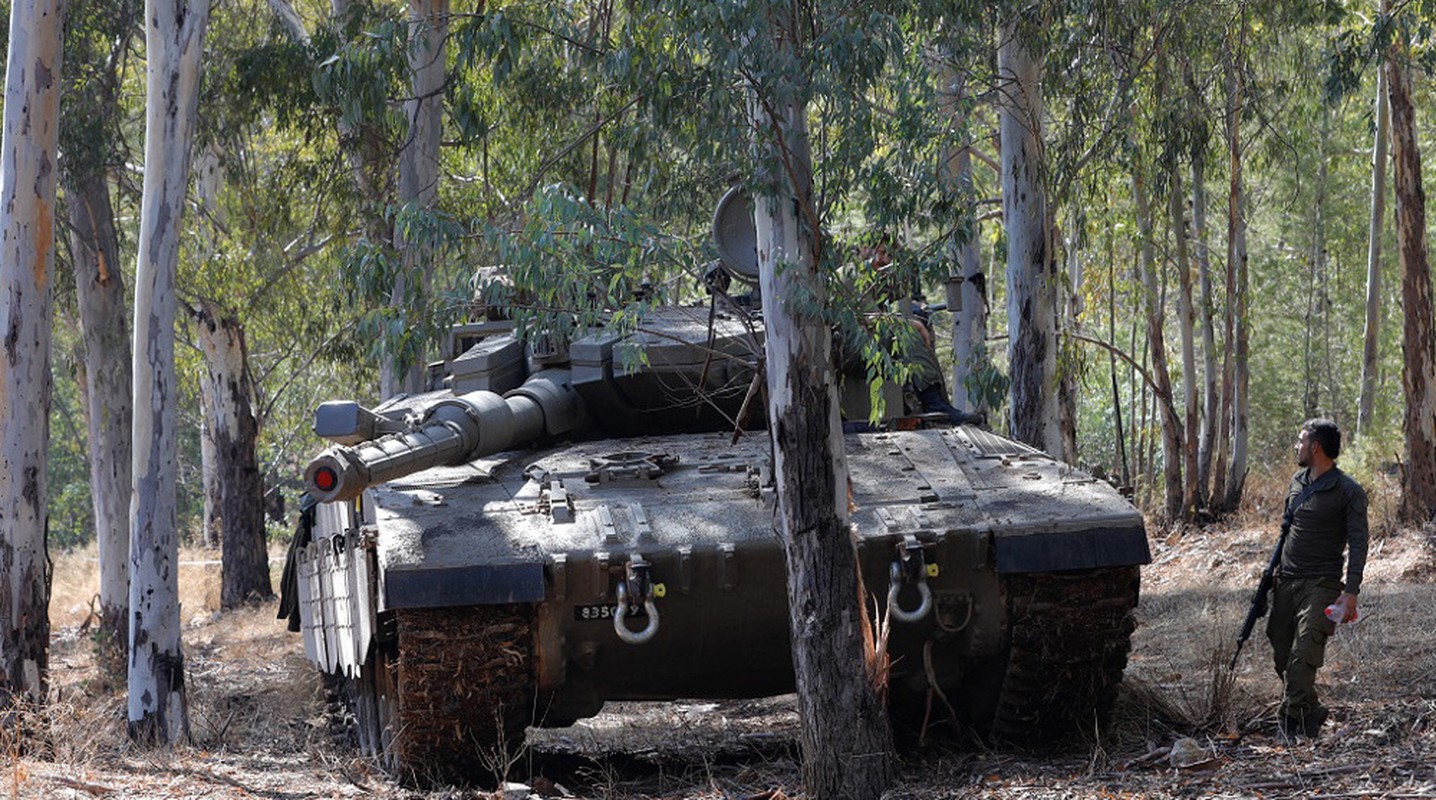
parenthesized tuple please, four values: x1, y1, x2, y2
(4, 545, 353, 800)
(49, 543, 248, 630)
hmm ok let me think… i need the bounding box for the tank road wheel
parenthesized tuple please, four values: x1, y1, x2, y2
(388, 604, 537, 785)
(989, 566, 1139, 743)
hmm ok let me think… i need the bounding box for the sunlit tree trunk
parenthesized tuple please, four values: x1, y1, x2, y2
(1217, 31, 1250, 513)
(67, 172, 133, 679)
(1303, 111, 1331, 418)
(1191, 146, 1217, 508)
(999, 14, 1060, 454)
(940, 69, 987, 414)
(750, 11, 893, 799)
(1058, 229, 1081, 461)
(129, 0, 209, 745)
(0, 0, 64, 715)
(1132, 146, 1183, 522)
(381, 0, 448, 398)
(190, 301, 273, 607)
(1168, 150, 1198, 520)
(1358, 51, 1390, 438)
(199, 410, 221, 547)
(1385, 27, 1436, 521)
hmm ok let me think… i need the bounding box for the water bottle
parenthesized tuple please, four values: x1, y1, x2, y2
(1325, 596, 1358, 624)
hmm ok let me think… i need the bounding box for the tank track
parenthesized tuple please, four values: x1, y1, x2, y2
(989, 566, 1140, 742)
(385, 604, 537, 784)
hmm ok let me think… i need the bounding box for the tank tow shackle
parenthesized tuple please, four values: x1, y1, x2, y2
(887, 535, 933, 624)
(614, 555, 662, 645)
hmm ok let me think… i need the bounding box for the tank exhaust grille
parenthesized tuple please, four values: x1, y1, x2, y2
(957, 426, 1046, 459)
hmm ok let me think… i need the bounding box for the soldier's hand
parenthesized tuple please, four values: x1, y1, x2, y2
(1337, 591, 1359, 623)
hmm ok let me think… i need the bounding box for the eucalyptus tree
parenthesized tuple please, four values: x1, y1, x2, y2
(1163, 93, 1200, 521)
(742, 2, 900, 792)
(930, 16, 1003, 418)
(1212, 22, 1249, 512)
(1129, 110, 1184, 522)
(998, 6, 1061, 455)
(58, 0, 140, 677)
(1383, 8, 1436, 520)
(467, 0, 949, 792)
(182, 0, 385, 603)
(0, 0, 65, 716)
(384, 0, 447, 397)
(1358, 11, 1390, 438)
(939, 64, 989, 415)
(187, 299, 271, 608)
(1184, 57, 1220, 508)
(129, 0, 210, 745)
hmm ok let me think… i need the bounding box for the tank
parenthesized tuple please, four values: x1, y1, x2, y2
(279, 204, 1150, 782)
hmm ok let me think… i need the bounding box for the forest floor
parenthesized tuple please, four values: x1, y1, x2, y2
(9, 468, 1436, 799)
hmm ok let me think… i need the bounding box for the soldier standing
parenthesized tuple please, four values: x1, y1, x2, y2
(1266, 418, 1369, 737)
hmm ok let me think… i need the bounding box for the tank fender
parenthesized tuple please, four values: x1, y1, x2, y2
(992, 525, 1150, 573)
(383, 562, 547, 609)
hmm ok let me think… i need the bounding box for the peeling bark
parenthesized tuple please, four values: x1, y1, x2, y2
(1358, 53, 1389, 438)
(750, 17, 894, 799)
(1131, 148, 1183, 522)
(1, 0, 64, 715)
(66, 169, 133, 682)
(190, 301, 272, 607)
(129, 0, 209, 745)
(940, 68, 987, 414)
(1385, 32, 1436, 521)
(999, 17, 1060, 454)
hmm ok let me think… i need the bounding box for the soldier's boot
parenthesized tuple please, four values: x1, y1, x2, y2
(1299, 706, 1328, 737)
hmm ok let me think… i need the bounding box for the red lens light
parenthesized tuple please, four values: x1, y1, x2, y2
(314, 467, 338, 492)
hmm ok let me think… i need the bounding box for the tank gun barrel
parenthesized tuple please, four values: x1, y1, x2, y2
(305, 370, 579, 503)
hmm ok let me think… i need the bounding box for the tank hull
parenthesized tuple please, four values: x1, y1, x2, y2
(291, 424, 1148, 778)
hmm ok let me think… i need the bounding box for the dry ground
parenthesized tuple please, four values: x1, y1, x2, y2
(7, 469, 1435, 799)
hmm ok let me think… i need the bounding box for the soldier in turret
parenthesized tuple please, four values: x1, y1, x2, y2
(903, 309, 984, 426)
(859, 235, 984, 427)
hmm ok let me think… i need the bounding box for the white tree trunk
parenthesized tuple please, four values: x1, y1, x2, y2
(129, 0, 209, 745)
(1221, 39, 1250, 512)
(999, 18, 1060, 454)
(1358, 58, 1389, 437)
(381, 0, 447, 398)
(67, 171, 133, 678)
(199, 409, 221, 548)
(749, 20, 893, 800)
(1168, 152, 1198, 519)
(1131, 150, 1183, 522)
(0, 0, 63, 710)
(190, 301, 272, 607)
(1191, 148, 1217, 508)
(940, 69, 986, 413)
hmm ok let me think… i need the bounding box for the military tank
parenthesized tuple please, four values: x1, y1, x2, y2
(280, 199, 1150, 782)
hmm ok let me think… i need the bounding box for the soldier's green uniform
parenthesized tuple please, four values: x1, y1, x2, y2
(1265, 464, 1368, 733)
